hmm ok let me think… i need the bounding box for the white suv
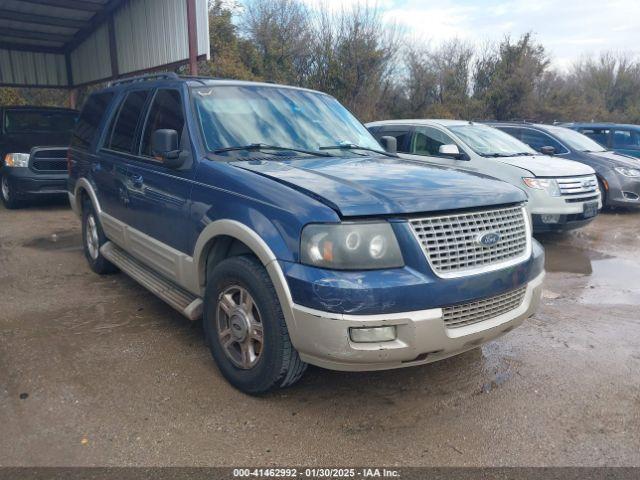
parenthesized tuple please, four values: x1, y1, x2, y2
(367, 120, 601, 233)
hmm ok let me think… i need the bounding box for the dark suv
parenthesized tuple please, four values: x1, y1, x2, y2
(0, 106, 78, 208)
(68, 74, 544, 394)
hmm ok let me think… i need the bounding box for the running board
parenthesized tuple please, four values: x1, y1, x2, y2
(101, 241, 203, 321)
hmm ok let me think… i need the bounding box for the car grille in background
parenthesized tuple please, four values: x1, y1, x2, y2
(557, 175, 598, 197)
(30, 148, 68, 173)
(443, 286, 527, 329)
(409, 205, 529, 276)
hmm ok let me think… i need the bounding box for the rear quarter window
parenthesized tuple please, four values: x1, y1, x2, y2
(71, 92, 115, 150)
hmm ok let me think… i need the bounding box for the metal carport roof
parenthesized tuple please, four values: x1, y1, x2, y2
(0, 0, 210, 90)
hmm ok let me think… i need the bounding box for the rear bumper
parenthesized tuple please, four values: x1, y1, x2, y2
(2, 166, 67, 198)
(292, 270, 544, 371)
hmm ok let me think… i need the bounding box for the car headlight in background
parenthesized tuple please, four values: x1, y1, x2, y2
(614, 167, 640, 177)
(4, 153, 30, 167)
(522, 177, 561, 196)
(301, 222, 404, 270)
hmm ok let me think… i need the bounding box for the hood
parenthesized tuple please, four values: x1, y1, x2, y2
(586, 150, 640, 169)
(231, 155, 526, 217)
(496, 154, 594, 177)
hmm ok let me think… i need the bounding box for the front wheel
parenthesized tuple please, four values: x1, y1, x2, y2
(204, 255, 307, 394)
(1, 174, 22, 209)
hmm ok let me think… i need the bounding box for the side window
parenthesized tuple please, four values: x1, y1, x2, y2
(520, 129, 568, 154)
(373, 127, 412, 153)
(411, 126, 458, 158)
(580, 128, 609, 146)
(71, 92, 114, 149)
(107, 90, 150, 153)
(496, 126, 523, 141)
(613, 129, 640, 149)
(140, 89, 185, 157)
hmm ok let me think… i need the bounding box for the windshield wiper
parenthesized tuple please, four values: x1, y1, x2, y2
(213, 143, 331, 157)
(319, 143, 397, 158)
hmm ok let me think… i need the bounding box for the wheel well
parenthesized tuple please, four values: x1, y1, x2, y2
(203, 235, 257, 285)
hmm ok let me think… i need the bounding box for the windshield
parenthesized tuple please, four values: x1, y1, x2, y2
(544, 125, 607, 152)
(4, 110, 77, 133)
(449, 124, 537, 156)
(192, 85, 381, 155)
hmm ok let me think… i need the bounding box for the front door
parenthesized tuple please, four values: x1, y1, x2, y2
(124, 88, 194, 254)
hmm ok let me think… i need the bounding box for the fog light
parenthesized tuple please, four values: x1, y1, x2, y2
(541, 214, 560, 224)
(349, 326, 396, 343)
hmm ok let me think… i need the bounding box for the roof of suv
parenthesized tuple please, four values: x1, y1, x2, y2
(565, 122, 640, 129)
(367, 119, 474, 128)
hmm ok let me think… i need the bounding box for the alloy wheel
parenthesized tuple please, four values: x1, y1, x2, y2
(86, 214, 100, 260)
(216, 285, 264, 369)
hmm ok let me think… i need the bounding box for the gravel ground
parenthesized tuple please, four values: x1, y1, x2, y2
(1, 201, 639, 467)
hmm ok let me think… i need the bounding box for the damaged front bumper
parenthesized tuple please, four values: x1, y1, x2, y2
(289, 271, 544, 371)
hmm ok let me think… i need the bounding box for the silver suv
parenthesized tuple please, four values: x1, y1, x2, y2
(368, 120, 601, 233)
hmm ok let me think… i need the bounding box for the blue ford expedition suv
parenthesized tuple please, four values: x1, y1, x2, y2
(68, 73, 545, 394)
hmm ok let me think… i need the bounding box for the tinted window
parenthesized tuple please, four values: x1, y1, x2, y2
(411, 126, 459, 157)
(108, 90, 150, 153)
(140, 89, 184, 157)
(494, 126, 522, 141)
(612, 129, 640, 149)
(520, 128, 568, 154)
(71, 93, 114, 149)
(5, 110, 77, 134)
(373, 127, 412, 153)
(579, 128, 609, 146)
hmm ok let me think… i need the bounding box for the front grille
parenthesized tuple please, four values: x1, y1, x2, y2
(443, 286, 527, 329)
(409, 205, 529, 277)
(565, 194, 600, 204)
(30, 148, 68, 173)
(557, 175, 598, 196)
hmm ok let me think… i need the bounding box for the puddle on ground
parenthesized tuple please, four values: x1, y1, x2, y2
(543, 241, 640, 305)
(23, 230, 82, 252)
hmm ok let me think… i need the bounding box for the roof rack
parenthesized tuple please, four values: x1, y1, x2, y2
(109, 72, 180, 87)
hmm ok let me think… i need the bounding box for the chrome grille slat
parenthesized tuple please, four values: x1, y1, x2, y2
(443, 286, 527, 328)
(410, 206, 529, 276)
(557, 175, 598, 196)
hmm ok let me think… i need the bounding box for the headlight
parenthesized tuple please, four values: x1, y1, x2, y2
(4, 153, 30, 167)
(301, 222, 404, 270)
(523, 177, 561, 196)
(614, 167, 640, 177)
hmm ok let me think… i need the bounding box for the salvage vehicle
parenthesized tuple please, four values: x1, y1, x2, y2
(0, 106, 78, 209)
(68, 74, 544, 394)
(565, 122, 640, 159)
(491, 122, 640, 209)
(367, 120, 600, 233)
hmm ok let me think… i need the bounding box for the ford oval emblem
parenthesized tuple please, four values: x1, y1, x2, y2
(476, 232, 501, 247)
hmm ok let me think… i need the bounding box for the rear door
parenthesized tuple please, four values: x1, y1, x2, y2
(96, 89, 151, 223)
(124, 88, 194, 253)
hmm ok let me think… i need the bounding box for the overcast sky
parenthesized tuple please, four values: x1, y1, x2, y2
(314, 0, 640, 69)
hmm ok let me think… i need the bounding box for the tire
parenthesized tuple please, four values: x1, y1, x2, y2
(204, 255, 307, 394)
(597, 179, 608, 210)
(81, 198, 118, 274)
(1, 174, 22, 209)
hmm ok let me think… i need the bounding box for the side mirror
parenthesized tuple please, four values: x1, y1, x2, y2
(152, 129, 184, 168)
(379, 136, 397, 154)
(540, 146, 556, 156)
(439, 144, 464, 159)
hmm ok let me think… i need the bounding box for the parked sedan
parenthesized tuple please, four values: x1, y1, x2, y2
(491, 122, 640, 209)
(367, 120, 600, 233)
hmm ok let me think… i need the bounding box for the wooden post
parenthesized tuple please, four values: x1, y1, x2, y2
(186, 0, 198, 75)
(68, 89, 77, 109)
